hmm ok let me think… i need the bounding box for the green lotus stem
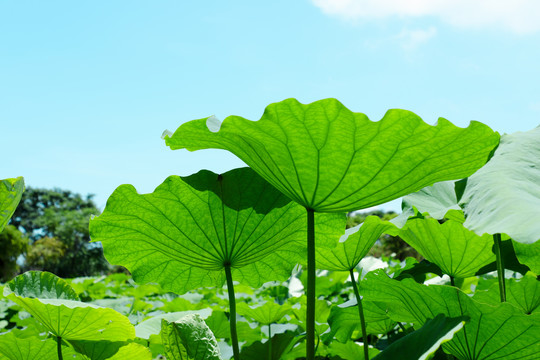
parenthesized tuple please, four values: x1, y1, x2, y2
(306, 208, 316, 360)
(450, 276, 455, 287)
(268, 323, 272, 359)
(493, 233, 506, 302)
(225, 265, 240, 360)
(56, 336, 63, 360)
(350, 268, 369, 360)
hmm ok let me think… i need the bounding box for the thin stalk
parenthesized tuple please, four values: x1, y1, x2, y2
(225, 265, 240, 360)
(306, 208, 316, 360)
(493, 233, 506, 302)
(268, 323, 272, 359)
(57, 336, 63, 360)
(349, 268, 369, 360)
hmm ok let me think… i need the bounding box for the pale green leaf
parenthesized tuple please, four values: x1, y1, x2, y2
(161, 314, 223, 360)
(236, 301, 291, 325)
(317, 216, 397, 271)
(165, 98, 499, 212)
(460, 127, 540, 244)
(134, 309, 212, 340)
(399, 218, 495, 278)
(0, 177, 24, 232)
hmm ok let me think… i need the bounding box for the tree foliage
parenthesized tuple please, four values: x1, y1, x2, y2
(0, 225, 29, 282)
(10, 187, 109, 278)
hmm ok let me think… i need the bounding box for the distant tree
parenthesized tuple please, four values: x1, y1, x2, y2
(11, 187, 110, 278)
(0, 225, 29, 282)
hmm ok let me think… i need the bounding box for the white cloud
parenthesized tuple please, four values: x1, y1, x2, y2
(397, 27, 437, 50)
(312, 0, 540, 34)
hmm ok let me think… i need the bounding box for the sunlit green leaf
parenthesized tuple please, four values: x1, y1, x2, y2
(0, 330, 85, 360)
(237, 301, 291, 325)
(3, 271, 134, 342)
(0, 177, 24, 232)
(372, 314, 466, 360)
(90, 168, 344, 294)
(399, 218, 495, 278)
(317, 216, 397, 271)
(362, 270, 540, 360)
(514, 239, 540, 275)
(473, 273, 540, 314)
(161, 314, 223, 360)
(328, 340, 379, 360)
(460, 126, 540, 244)
(165, 98, 499, 212)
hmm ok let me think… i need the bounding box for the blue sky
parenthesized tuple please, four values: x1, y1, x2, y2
(2, 0, 540, 212)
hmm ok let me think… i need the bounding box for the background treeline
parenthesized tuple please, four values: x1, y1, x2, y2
(0, 187, 419, 282)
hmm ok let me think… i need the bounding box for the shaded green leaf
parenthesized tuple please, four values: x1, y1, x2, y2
(325, 301, 395, 343)
(0, 177, 24, 232)
(399, 218, 495, 278)
(165, 98, 499, 212)
(239, 330, 299, 360)
(373, 314, 466, 360)
(362, 270, 540, 360)
(460, 126, 540, 244)
(90, 168, 344, 294)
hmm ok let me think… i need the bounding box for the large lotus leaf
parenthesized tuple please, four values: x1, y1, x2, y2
(164, 98, 499, 212)
(473, 273, 540, 315)
(460, 127, 540, 244)
(90, 168, 344, 294)
(0, 177, 24, 232)
(372, 314, 466, 360)
(399, 218, 495, 278)
(513, 239, 540, 275)
(161, 314, 223, 360)
(361, 270, 540, 360)
(317, 216, 397, 271)
(236, 301, 291, 325)
(3, 271, 134, 342)
(0, 331, 85, 360)
(325, 301, 395, 343)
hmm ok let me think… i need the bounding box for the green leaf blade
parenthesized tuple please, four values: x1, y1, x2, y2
(165, 98, 499, 212)
(0, 177, 24, 232)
